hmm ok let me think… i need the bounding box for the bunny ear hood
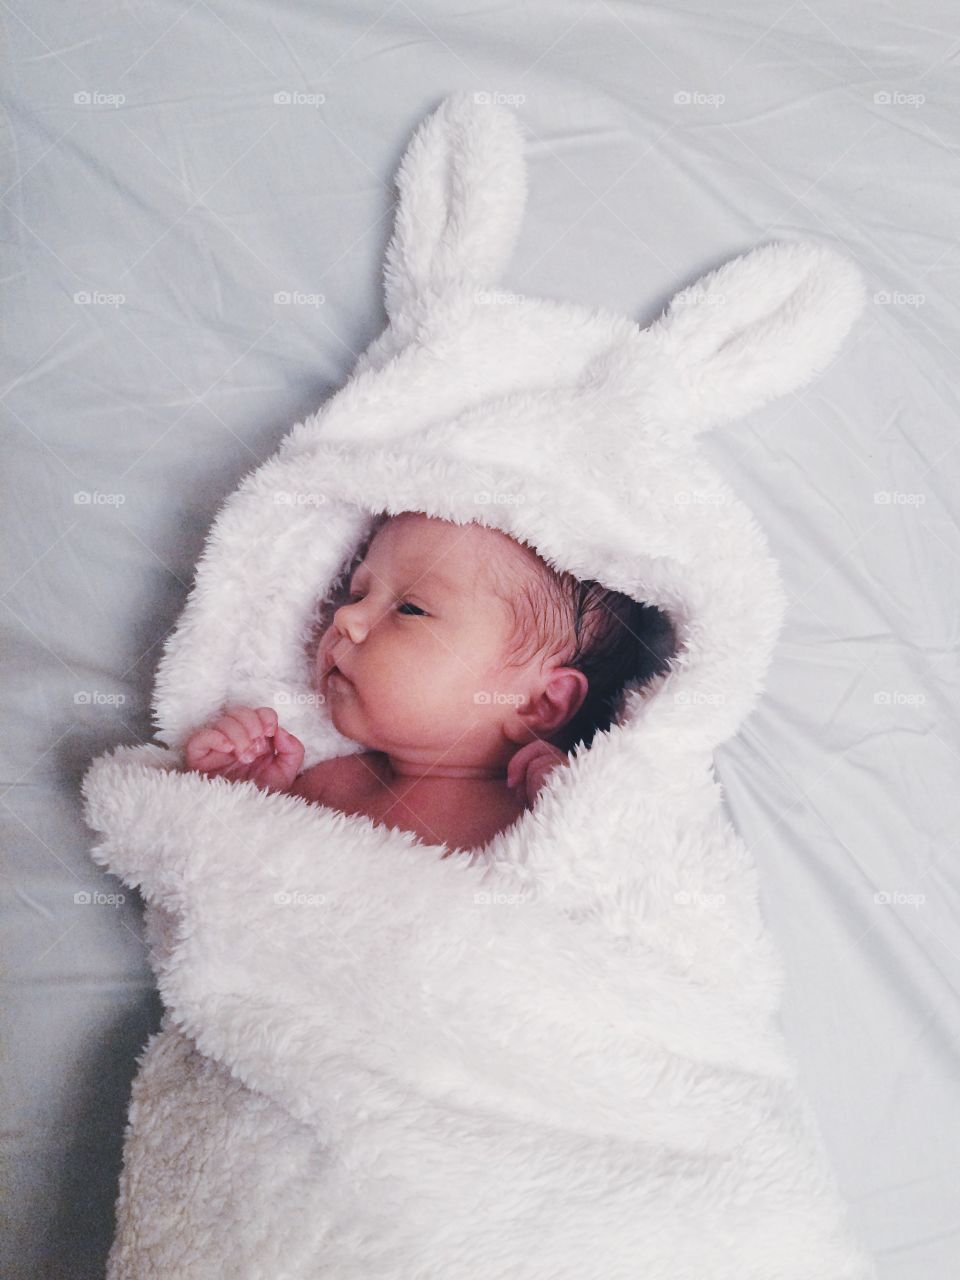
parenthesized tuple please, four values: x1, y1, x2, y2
(151, 91, 866, 764)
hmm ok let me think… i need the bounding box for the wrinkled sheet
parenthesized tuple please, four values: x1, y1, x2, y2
(2, 3, 957, 1276)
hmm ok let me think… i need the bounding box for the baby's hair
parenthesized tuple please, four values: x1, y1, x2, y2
(493, 556, 678, 753)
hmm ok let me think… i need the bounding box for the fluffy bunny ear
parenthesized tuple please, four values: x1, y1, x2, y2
(645, 240, 866, 434)
(382, 91, 527, 337)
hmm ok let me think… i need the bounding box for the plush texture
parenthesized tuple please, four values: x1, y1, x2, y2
(81, 91, 877, 1278)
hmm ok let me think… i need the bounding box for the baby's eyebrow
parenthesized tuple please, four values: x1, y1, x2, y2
(349, 562, 459, 594)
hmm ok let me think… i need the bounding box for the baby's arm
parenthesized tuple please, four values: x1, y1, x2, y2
(507, 740, 570, 808)
(183, 705, 305, 794)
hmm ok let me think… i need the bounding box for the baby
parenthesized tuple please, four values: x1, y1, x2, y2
(183, 511, 676, 854)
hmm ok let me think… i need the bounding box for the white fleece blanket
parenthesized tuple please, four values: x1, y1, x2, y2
(81, 92, 878, 1279)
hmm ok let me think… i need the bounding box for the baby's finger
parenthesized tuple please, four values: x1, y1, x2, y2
(221, 705, 264, 740)
(272, 725, 304, 761)
(193, 747, 235, 768)
(506, 754, 523, 790)
(218, 708, 263, 755)
(506, 740, 546, 788)
(507, 741, 534, 777)
(188, 727, 234, 753)
(250, 753, 298, 793)
(254, 707, 279, 738)
(185, 728, 236, 768)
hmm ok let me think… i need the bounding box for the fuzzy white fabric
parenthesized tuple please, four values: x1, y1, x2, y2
(81, 91, 877, 1279)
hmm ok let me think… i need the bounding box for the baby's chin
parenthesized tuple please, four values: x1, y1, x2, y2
(322, 689, 380, 752)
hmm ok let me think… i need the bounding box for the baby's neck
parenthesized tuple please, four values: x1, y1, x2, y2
(380, 753, 507, 784)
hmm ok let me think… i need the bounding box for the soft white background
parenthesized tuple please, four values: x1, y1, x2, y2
(2, 2, 958, 1276)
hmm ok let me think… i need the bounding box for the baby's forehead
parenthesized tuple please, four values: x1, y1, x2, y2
(373, 513, 545, 587)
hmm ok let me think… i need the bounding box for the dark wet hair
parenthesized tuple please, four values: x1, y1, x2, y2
(552, 580, 677, 752)
(496, 563, 678, 753)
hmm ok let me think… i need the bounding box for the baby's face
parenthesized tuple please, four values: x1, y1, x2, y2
(314, 513, 552, 769)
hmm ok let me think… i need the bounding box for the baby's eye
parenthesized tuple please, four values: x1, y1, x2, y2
(397, 601, 427, 616)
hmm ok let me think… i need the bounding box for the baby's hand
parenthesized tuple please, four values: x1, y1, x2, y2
(183, 705, 305, 794)
(506, 740, 570, 808)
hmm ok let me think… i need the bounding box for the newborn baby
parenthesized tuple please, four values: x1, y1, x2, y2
(183, 511, 675, 854)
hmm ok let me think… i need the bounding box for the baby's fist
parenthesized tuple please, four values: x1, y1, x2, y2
(184, 705, 304, 794)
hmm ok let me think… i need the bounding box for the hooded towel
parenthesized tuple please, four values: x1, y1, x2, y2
(81, 91, 877, 1279)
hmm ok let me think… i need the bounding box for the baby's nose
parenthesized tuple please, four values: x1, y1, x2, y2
(332, 600, 368, 643)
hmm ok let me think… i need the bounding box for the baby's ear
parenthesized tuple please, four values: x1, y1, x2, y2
(641, 240, 866, 434)
(382, 92, 527, 337)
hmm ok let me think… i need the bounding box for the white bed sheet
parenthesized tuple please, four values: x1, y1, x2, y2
(3, 2, 958, 1276)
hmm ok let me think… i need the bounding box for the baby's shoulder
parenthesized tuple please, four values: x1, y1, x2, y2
(289, 750, 387, 807)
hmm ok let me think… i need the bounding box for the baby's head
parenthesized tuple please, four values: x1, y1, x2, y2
(314, 511, 675, 775)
